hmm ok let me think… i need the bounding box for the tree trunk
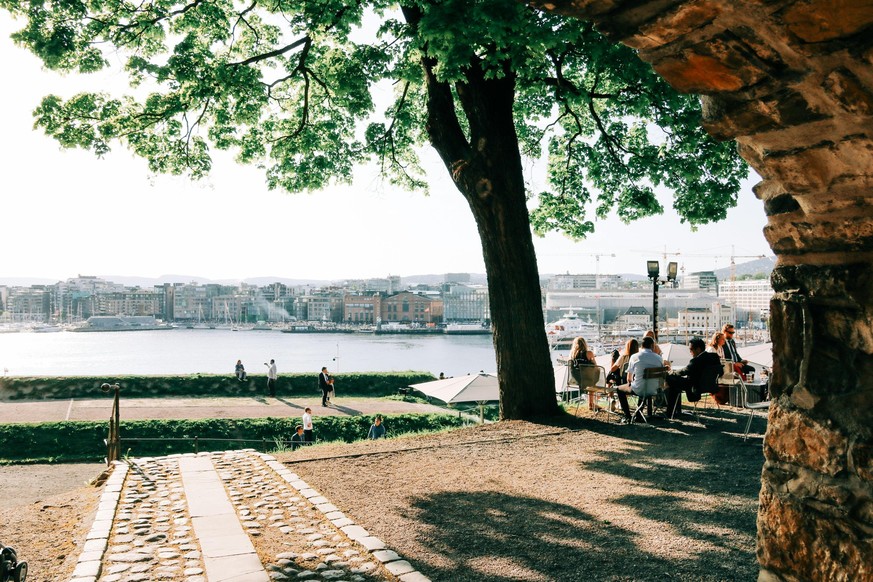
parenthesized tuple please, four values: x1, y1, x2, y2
(417, 50, 559, 420)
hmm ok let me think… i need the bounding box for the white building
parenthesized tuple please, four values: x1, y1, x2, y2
(442, 284, 490, 322)
(719, 279, 773, 321)
(682, 271, 718, 292)
(676, 303, 735, 335)
(548, 273, 623, 290)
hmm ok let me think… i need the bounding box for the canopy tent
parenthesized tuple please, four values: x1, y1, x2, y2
(409, 373, 499, 405)
(658, 342, 693, 369)
(738, 342, 773, 369)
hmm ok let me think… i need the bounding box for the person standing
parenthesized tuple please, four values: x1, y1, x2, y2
(302, 407, 314, 444)
(265, 359, 277, 397)
(368, 415, 386, 439)
(318, 367, 332, 407)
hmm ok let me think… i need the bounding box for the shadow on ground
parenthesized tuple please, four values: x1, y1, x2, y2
(405, 487, 755, 581)
(405, 412, 762, 581)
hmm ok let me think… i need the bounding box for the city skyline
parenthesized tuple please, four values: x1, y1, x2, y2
(2, 18, 772, 283)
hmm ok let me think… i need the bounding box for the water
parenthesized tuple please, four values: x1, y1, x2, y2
(0, 329, 498, 377)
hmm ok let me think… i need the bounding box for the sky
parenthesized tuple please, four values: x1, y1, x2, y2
(0, 17, 773, 284)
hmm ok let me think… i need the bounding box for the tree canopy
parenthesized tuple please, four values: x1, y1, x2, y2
(2, 0, 750, 419)
(3, 0, 746, 235)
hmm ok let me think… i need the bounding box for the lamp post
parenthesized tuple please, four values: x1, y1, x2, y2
(647, 261, 678, 341)
(102, 383, 121, 465)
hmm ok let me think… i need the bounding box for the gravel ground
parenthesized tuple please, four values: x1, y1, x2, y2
(277, 409, 767, 582)
(0, 407, 767, 581)
(0, 463, 104, 582)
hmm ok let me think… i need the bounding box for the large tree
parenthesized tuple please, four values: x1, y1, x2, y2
(1, 0, 747, 419)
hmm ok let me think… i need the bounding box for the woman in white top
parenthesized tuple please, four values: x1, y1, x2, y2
(706, 332, 726, 359)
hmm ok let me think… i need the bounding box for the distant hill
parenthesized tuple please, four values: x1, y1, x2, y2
(402, 273, 489, 286)
(0, 277, 61, 287)
(95, 275, 332, 287)
(713, 256, 776, 280)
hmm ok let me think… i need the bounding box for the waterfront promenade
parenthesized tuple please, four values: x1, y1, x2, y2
(0, 396, 450, 424)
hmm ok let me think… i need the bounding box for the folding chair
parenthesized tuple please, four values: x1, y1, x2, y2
(558, 362, 579, 404)
(569, 365, 607, 417)
(738, 375, 771, 441)
(631, 366, 667, 424)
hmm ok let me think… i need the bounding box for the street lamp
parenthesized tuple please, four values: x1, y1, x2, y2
(101, 383, 121, 465)
(647, 261, 678, 340)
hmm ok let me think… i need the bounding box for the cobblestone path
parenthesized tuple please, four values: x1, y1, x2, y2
(69, 450, 429, 582)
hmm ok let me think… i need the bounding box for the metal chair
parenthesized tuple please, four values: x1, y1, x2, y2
(631, 366, 668, 424)
(737, 375, 771, 440)
(568, 364, 608, 417)
(685, 364, 723, 423)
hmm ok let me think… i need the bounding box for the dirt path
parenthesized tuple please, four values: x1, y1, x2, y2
(0, 396, 450, 423)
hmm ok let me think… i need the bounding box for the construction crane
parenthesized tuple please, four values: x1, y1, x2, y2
(583, 253, 616, 288)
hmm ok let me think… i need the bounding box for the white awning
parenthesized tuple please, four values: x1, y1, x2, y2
(409, 373, 499, 404)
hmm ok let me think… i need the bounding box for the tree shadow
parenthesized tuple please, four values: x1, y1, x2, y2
(328, 403, 361, 415)
(395, 411, 763, 581)
(273, 396, 304, 410)
(404, 487, 757, 582)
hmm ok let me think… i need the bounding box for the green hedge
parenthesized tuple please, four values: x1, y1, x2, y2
(0, 413, 467, 464)
(0, 372, 435, 400)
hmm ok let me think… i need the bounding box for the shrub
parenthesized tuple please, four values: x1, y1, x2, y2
(0, 372, 435, 400)
(0, 413, 467, 464)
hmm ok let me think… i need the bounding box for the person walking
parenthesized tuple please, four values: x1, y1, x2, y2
(265, 359, 277, 397)
(318, 367, 332, 407)
(302, 407, 314, 444)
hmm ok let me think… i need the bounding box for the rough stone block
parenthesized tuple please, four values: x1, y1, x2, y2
(384, 560, 415, 576)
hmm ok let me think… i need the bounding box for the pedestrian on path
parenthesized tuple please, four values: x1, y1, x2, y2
(318, 367, 332, 407)
(265, 359, 277, 397)
(367, 415, 386, 440)
(302, 407, 314, 444)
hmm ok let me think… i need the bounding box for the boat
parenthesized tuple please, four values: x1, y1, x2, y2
(70, 315, 174, 332)
(545, 310, 600, 348)
(30, 323, 62, 333)
(375, 322, 442, 335)
(444, 322, 491, 335)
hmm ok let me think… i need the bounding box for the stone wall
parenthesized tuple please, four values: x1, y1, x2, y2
(531, 1, 873, 580)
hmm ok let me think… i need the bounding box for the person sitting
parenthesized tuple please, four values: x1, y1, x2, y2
(615, 336, 663, 424)
(290, 425, 305, 451)
(609, 339, 639, 387)
(643, 330, 663, 356)
(722, 324, 755, 376)
(605, 349, 621, 385)
(235, 359, 247, 381)
(665, 337, 723, 417)
(706, 332, 726, 359)
(368, 415, 386, 439)
(706, 332, 730, 404)
(568, 336, 597, 386)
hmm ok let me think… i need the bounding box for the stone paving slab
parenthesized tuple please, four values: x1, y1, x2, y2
(69, 450, 432, 581)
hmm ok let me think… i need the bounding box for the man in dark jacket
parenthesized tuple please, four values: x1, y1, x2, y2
(722, 324, 756, 375)
(666, 337, 722, 417)
(318, 367, 332, 407)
